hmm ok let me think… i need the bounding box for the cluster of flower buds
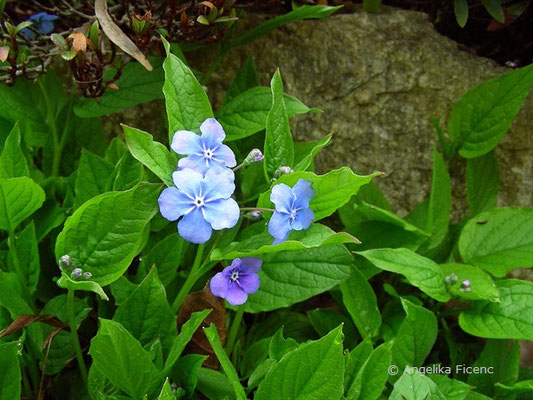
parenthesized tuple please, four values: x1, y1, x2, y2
(444, 273, 458, 286)
(234, 149, 264, 171)
(59, 255, 92, 281)
(244, 210, 263, 221)
(273, 166, 293, 180)
(459, 280, 471, 293)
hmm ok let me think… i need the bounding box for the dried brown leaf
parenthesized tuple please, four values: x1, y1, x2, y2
(69, 33, 87, 53)
(0, 46, 9, 63)
(0, 315, 68, 339)
(94, 0, 152, 71)
(178, 282, 226, 368)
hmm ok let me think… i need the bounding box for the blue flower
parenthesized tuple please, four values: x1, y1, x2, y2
(210, 257, 262, 305)
(21, 12, 59, 39)
(158, 166, 240, 244)
(171, 118, 236, 175)
(268, 179, 315, 244)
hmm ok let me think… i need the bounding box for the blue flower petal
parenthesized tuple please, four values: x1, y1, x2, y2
(225, 283, 248, 306)
(292, 179, 315, 209)
(203, 198, 240, 230)
(270, 183, 295, 214)
(171, 130, 203, 155)
(210, 271, 230, 299)
(202, 167, 235, 200)
(158, 187, 193, 221)
(21, 28, 35, 39)
(178, 207, 212, 243)
(172, 169, 203, 198)
(39, 20, 55, 34)
(200, 118, 225, 148)
(238, 272, 260, 294)
(239, 257, 262, 273)
(268, 211, 292, 244)
(178, 154, 208, 174)
(291, 208, 314, 231)
(213, 144, 236, 168)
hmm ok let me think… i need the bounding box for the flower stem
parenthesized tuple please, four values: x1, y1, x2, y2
(226, 305, 244, 356)
(67, 288, 88, 383)
(7, 229, 35, 312)
(171, 243, 205, 313)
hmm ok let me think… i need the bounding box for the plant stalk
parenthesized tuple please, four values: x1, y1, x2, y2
(67, 288, 88, 383)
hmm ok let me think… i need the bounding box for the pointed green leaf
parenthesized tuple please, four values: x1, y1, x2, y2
(74, 149, 114, 209)
(466, 151, 499, 215)
(0, 123, 29, 178)
(0, 342, 21, 400)
(0, 177, 45, 232)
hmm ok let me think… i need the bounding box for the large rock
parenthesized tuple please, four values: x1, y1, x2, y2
(201, 6, 533, 217)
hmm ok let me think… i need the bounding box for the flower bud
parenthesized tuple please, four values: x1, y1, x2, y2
(444, 273, 458, 285)
(461, 279, 471, 288)
(59, 255, 72, 267)
(245, 210, 262, 221)
(274, 166, 293, 179)
(82, 272, 93, 280)
(244, 149, 264, 166)
(71, 268, 83, 279)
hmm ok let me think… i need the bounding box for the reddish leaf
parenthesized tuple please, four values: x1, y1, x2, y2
(69, 33, 88, 52)
(0, 315, 68, 339)
(0, 46, 9, 63)
(177, 283, 226, 368)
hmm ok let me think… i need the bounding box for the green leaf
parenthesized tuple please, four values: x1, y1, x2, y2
(344, 339, 373, 398)
(162, 39, 213, 142)
(264, 70, 294, 180)
(454, 0, 469, 27)
(496, 380, 533, 393)
(123, 125, 176, 187)
(244, 245, 352, 313)
(0, 177, 45, 232)
(108, 150, 145, 192)
(157, 379, 177, 400)
(459, 280, 533, 340)
(458, 207, 532, 276)
(211, 223, 359, 260)
(293, 134, 332, 171)
(392, 298, 438, 372)
(89, 319, 159, 399)
(0, 271, 33, 316)
(420, 148, 451, 255)
(74, 57, 164, 118)
(257, 167, 380, 221)
(268, 328, 299, 361)
(57, 273, 109, 300)
(229, 5, 342, 49)
(440, 263, 499, 301)
(55, 183, 161, 286)
(0, 123, 29, 178)
(481, 0, 505, 22)
(255, 325, 344, 400)
(173, 354, 207, 396)
(428, 374, 473, 400)
(203, 324, 246, 400)
(0, 342, 21, 400)
(307, 309, 358, 349)
(390, 369, 446, 400)
(346, 342, 392, 400)
(74, 149, 114, 209)
(467, 339, 519, 398)
(466, 151, 499, 216)
(223, 55, 259, 105)
(8, 222, 39, 293)
(448, 63, 533, 158)
(140, 233, 185, 286)
(164, 309, 211, 371)
(196, 368, 235, 400)
(216, 86, 314, 142)
(340, 265, 381, 339)
(358, 248, 450, 302)
(113, 268, 175, 351)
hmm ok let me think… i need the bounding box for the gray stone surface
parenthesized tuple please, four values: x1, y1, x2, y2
(200, 6, 532, 218)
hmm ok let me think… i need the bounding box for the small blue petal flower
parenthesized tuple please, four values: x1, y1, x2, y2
(210, 257, 262, 306)
(171, 118, 237, 174)
(158, 166, 239, 244)
(21, 12, 59, 38)
(268, 179, 315, 244)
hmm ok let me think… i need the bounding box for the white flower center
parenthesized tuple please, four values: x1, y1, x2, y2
(204, 149, 214, 159)
(230, 271, 240, 281)
(194, 196, 205, 208)
(290, 210, 298, 220)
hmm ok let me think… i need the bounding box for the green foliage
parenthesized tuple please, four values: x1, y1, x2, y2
(0, 14, 530, 399)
